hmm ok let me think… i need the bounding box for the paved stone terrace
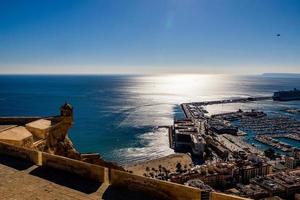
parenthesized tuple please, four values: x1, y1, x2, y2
(0, 155, 164, 200)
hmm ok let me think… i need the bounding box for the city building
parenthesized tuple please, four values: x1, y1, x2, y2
(285, 156, 297, 169)
(172, 119, 205, 158)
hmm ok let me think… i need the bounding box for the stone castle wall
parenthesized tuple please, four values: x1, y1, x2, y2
(0, 141, 41, 165)
(42, 152, 109, 183)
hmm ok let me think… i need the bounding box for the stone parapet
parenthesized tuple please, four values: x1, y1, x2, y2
(0, 141, 42, 165)
(42, 152, 108, 183)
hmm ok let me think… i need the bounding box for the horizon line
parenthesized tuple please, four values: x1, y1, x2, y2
(0, 72, 300, 76)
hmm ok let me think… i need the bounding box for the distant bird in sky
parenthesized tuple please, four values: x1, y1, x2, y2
(276, 33, 281, 37)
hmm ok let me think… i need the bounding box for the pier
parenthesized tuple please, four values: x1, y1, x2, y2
(254, 135, 293, 152)
(181, 104, 192, 119)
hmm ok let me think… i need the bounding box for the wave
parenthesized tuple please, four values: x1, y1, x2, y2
(113, 128, 174, 165)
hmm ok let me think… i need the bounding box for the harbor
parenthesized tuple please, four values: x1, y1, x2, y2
(162, 92, 300, 199)
(213, 110, 300, 153)
(171, 94, 300, 161)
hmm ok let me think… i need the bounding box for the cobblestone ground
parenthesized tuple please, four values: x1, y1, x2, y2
(0, 156, 106, 200)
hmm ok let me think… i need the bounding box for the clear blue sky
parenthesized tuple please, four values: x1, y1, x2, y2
(0, 0, 300, 74)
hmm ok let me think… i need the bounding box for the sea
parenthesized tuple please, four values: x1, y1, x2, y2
(0, 74, 300, 165)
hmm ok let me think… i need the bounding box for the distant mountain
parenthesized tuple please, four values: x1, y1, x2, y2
(262, 73, 300, 78)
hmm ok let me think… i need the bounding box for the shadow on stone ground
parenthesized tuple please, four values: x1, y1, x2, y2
(0, 155, 34, 170)
(29, 166, 102, 194)
(0, 155, 170, 199)
(102, 185, 169, 200)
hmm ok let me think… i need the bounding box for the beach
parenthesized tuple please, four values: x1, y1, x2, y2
(125, 153, 192, 176)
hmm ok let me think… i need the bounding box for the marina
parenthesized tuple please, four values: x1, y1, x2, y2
(254, 135, 294, 152)
(276, 137, 300, 149)
(171, 95, 300, 161)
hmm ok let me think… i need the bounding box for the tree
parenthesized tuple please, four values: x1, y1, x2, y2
(145, 166, 150, 172)
(264, 148, 276, 160)
(158, 165, 162, 172)
(176, 162, 182, 173)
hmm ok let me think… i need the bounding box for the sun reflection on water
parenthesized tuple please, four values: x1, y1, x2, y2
(132, 74, 230, 103)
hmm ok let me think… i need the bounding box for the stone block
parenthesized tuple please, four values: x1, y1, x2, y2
(26, 119, 52, 139)
(0, 126, 33, 147)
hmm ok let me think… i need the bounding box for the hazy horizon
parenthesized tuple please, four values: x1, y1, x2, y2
(0, 64, 300, 75)
(1, 72, 300, 77)
(1, 0, 300, 74)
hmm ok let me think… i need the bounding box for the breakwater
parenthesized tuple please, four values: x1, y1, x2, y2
(190, 96, 272, 106)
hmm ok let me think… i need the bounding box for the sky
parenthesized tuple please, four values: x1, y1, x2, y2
(0, 0, 300, 74)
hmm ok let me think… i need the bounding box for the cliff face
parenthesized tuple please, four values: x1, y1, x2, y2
(43, 129, 123, 170)
(44, 134, 81, 160)
(48, 134, 124, 170)
(33, 120, 124, 170)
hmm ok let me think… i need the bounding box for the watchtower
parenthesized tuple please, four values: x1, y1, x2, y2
(60, 102, 74, 127)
